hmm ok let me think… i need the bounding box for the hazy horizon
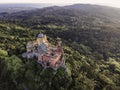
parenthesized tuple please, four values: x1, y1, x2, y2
(0, 0, 119, 8)
(0, 3, 119, 9)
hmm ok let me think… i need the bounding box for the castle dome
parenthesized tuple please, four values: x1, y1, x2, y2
(38, 34, 44, 38)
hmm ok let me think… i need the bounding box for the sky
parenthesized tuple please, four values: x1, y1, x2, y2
(0, 0, 120, 8)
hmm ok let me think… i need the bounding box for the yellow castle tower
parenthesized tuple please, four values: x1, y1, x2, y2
(37, 34, 48, 46)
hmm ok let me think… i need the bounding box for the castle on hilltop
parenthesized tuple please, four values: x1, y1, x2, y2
(22, 34, 65, 68)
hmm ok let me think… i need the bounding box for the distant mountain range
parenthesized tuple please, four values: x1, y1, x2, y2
(0, 3, 59, 13)
(1, 4, 120, 24)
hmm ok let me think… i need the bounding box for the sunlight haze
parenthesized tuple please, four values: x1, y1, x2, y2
(0, 0, 120, 8)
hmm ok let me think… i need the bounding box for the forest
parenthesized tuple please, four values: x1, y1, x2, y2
(0, 4, 120, 90)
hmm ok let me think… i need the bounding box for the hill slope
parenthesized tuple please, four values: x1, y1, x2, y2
(1, 4, 120, 59)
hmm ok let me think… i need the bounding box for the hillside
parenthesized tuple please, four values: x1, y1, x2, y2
(2, 4, 120, 59)
(0, 4, 120, 90)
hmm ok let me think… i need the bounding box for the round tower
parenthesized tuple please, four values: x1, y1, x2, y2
(37, 34, 44, 45)
(57, 41, 62, 53)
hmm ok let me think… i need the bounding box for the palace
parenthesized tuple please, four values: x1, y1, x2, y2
(22, 34, 65, 68)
